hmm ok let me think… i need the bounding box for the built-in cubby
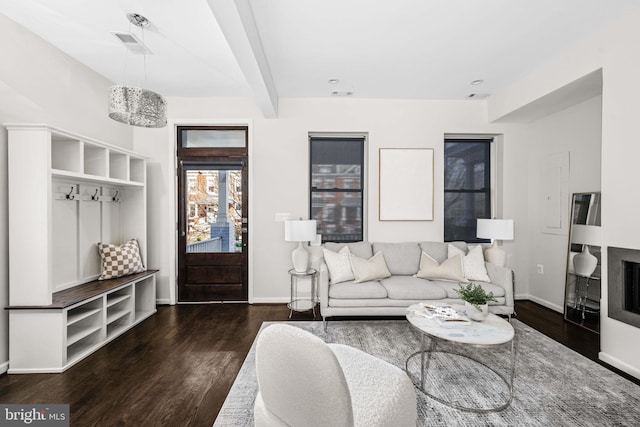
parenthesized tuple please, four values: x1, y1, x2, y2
(109, 151, 128, 181)
(51, 134, 82, 173)
(83, 144, 108, 177)
(6, 123, 156, 374)
(129, 157, 145, 183)
(9, 271, 157, 373)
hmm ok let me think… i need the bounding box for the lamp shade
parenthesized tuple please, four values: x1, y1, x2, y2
(108, 85, 167, 128)
(284, 220, 317, 242)
(570, 224, 601, 246)
(477, 219, 514, 241)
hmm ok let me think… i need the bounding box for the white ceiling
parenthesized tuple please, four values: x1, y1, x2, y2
(0, 0, 638, 113)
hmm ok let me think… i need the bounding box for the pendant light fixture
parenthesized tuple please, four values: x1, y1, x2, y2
(108, 13, 167, 128)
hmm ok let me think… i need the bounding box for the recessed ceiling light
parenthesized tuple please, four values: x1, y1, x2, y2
(328, 79, 340, 84)
(471, 79, 484, 85)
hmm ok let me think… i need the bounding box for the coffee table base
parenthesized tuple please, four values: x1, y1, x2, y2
(405, 335, 515, 413)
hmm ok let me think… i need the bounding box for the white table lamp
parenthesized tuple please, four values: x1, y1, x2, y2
(285, 219, 318, 272)
(477, 219, 514, 267)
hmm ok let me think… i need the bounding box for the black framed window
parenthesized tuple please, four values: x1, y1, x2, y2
(444, 138, 492, 242)
(310, 136, 365, 243)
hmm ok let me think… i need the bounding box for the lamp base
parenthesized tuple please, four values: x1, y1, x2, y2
(291, 242, 310, 273)
(484, 241, 507, 267)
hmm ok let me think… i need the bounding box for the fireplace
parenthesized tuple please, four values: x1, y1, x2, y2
(624, 261, 640, 315)
(608, 247, 640, 328)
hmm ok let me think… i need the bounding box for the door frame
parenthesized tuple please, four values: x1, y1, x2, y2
(167, 119, 254, 305)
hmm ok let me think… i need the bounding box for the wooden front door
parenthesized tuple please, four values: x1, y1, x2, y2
(177, 126, 248, 302)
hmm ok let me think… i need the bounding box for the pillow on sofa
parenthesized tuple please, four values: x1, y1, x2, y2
(97, 238, 145, 280)
(415, 252, 468, 283)
(323, 246, 354, 284)
(448, 244, 491, 282)
(350, 251, 392, 283)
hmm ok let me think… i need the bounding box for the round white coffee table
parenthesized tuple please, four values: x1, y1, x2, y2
(405, 303, 515, 413)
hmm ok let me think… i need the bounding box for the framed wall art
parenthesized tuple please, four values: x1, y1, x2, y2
(379, 148, 434, 221)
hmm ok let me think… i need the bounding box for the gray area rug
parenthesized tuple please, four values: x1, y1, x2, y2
(213, 319, 640, 426)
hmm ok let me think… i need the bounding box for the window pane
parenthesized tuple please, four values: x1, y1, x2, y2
(444, 142, 489, 190)
(310, 137, 365, 243)
(181, 129, 246, 148)
(311, 139, 363, 190)
(311, 164, 362, 190)
(444, 192, 490, 242)
(444, 139, 491, 242)
(311, 191, 363, 242)
(185, 167, 242, 253)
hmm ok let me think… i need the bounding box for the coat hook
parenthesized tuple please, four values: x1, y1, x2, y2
(112, 190, 120, 202)
(65, 186, 75, 200)
(91, 189, 100, 201)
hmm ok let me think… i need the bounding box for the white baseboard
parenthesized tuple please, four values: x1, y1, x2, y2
(599, 352, 640, 380)
(156, 298, 171, 305)
(517, 294, 564, 313)
(0, 360, 9, 374)
(252, 297, 289, 304)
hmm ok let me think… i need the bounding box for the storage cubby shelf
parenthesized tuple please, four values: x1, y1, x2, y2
(51, 169, 145, 188)
(67, 325, 102, 347)
(67, 308, 102, 326)
(8, 271, 157, 373)
(107, 294, 131, 308)
(107, 309, 132, 325)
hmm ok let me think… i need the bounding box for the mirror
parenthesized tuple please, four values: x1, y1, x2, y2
(564, 192, 601, 332)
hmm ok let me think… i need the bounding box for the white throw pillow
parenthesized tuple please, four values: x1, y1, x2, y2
(322, 246, 354, 284)
(349, 251, 392, 283)
(415, 252, 468, 283)
(448, 244, 491, 282)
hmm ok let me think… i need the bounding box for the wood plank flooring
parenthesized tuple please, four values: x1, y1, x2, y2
(0, 301, 636, 426)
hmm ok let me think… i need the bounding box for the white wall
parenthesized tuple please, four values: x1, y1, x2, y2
(134, 97, 518, 304)
(488, 9, 640, 379)
(521, 96, 602, 310)
(0, 13, 133, 372)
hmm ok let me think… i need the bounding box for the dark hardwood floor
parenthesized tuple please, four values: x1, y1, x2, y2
(0, 300, 637, 426)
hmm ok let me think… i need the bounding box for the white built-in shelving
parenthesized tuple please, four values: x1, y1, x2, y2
(6, 124, 157, 374)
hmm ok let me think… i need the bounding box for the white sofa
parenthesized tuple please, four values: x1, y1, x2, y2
(318, 241, 514, 323)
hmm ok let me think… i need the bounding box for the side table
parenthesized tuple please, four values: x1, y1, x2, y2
(288, 268, 318, 318)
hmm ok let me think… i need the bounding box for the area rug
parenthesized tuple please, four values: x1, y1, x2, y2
(213, 320, 640, 426)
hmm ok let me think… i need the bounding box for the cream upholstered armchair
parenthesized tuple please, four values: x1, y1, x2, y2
(254, 324, 417, 427)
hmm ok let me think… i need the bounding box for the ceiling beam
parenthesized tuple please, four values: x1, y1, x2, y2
(207, 0, 278, 118)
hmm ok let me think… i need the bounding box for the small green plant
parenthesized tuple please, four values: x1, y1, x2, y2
(456, 283, 497, 310)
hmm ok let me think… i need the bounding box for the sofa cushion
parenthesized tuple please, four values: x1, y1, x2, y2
(435, 280, 506, 299)
(448, 244, 491, 282)
(324, 242, 373, 259)
(380, 276, 448, 300)
(420, 241, 467, 264)
(323, 246, 354, 284)
(415, 252, 468, 283)
(350, 252, 392, 283)
(372, 242, 421, 275)
(329, 281, 388, 299)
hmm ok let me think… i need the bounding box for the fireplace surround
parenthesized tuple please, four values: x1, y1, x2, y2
(608, 246, 640, 328)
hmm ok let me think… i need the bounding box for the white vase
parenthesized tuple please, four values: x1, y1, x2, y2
(465, 301, 489, 321)
(573, 245, 597, 277)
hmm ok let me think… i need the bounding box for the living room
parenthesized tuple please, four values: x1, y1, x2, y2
(1, 0, 640, 425)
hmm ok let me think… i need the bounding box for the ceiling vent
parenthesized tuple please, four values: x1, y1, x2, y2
(112, 32, 152, 54)
(331, 90, 354, 97)
(467, 93, 490, 100)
